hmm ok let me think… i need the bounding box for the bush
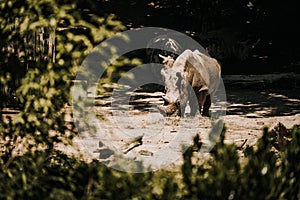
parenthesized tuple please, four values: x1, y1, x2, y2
(180, 122, 300, 199)
(0, 150, 155, 199)
(0, 0, 125, 162)
(1, 123, 299, 199)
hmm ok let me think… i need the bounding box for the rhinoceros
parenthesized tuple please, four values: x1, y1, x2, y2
(159, 49, 221, 117)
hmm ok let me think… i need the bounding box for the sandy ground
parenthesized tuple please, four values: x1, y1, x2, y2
(67, 80, 300, 172)
(2, 75, 299, 172)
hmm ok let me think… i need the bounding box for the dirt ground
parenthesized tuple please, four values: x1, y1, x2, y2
(2, 74, 300, 172)
(67, 76, 300, 172)
(224, 86, 300, 145)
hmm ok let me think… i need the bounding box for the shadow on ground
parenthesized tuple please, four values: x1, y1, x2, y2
(226, 87, 300, 117)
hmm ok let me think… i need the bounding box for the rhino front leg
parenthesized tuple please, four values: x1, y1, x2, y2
(177, 73, 189, 117)
(188, 89, 199, 117)
(185, 86, 203, 117)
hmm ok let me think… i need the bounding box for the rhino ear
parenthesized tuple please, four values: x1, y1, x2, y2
(199, 86, 209, 92)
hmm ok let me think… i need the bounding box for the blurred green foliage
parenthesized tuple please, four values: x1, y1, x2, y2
(181, 123, 300, 199)
(0, 0, 125, 163)
(1, 122, 299, 199)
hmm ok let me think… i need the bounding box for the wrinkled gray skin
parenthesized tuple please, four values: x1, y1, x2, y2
(159, 49, 221, 117)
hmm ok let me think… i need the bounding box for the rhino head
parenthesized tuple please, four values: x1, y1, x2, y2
(158, 54, 184, 116)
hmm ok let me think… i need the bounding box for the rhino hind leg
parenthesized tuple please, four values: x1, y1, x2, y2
(202, 94, 211, 117)
(195, 91, 209, 117)
(183, 86, 197, 117)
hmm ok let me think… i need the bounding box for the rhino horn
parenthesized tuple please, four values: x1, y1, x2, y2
(159, 54, 174, 67)
(159, 54, 167, 59)
(159, 54, 168, 63)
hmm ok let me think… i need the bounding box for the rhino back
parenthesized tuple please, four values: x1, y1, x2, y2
(172, 49, 211, 91)
(191, 50, 221, 94)
(171, 49, 193, 72)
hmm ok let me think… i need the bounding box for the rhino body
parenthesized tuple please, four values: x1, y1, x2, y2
(160, 49, 221, 117)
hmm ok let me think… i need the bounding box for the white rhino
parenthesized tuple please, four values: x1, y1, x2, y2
(159, 49, 221, 117)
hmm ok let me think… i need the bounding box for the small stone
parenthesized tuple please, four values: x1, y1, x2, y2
(138, 150, 154, 156)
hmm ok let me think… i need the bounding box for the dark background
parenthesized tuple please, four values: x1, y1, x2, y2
(1, 0, 300, 106)
(80, 0, 300, 75)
